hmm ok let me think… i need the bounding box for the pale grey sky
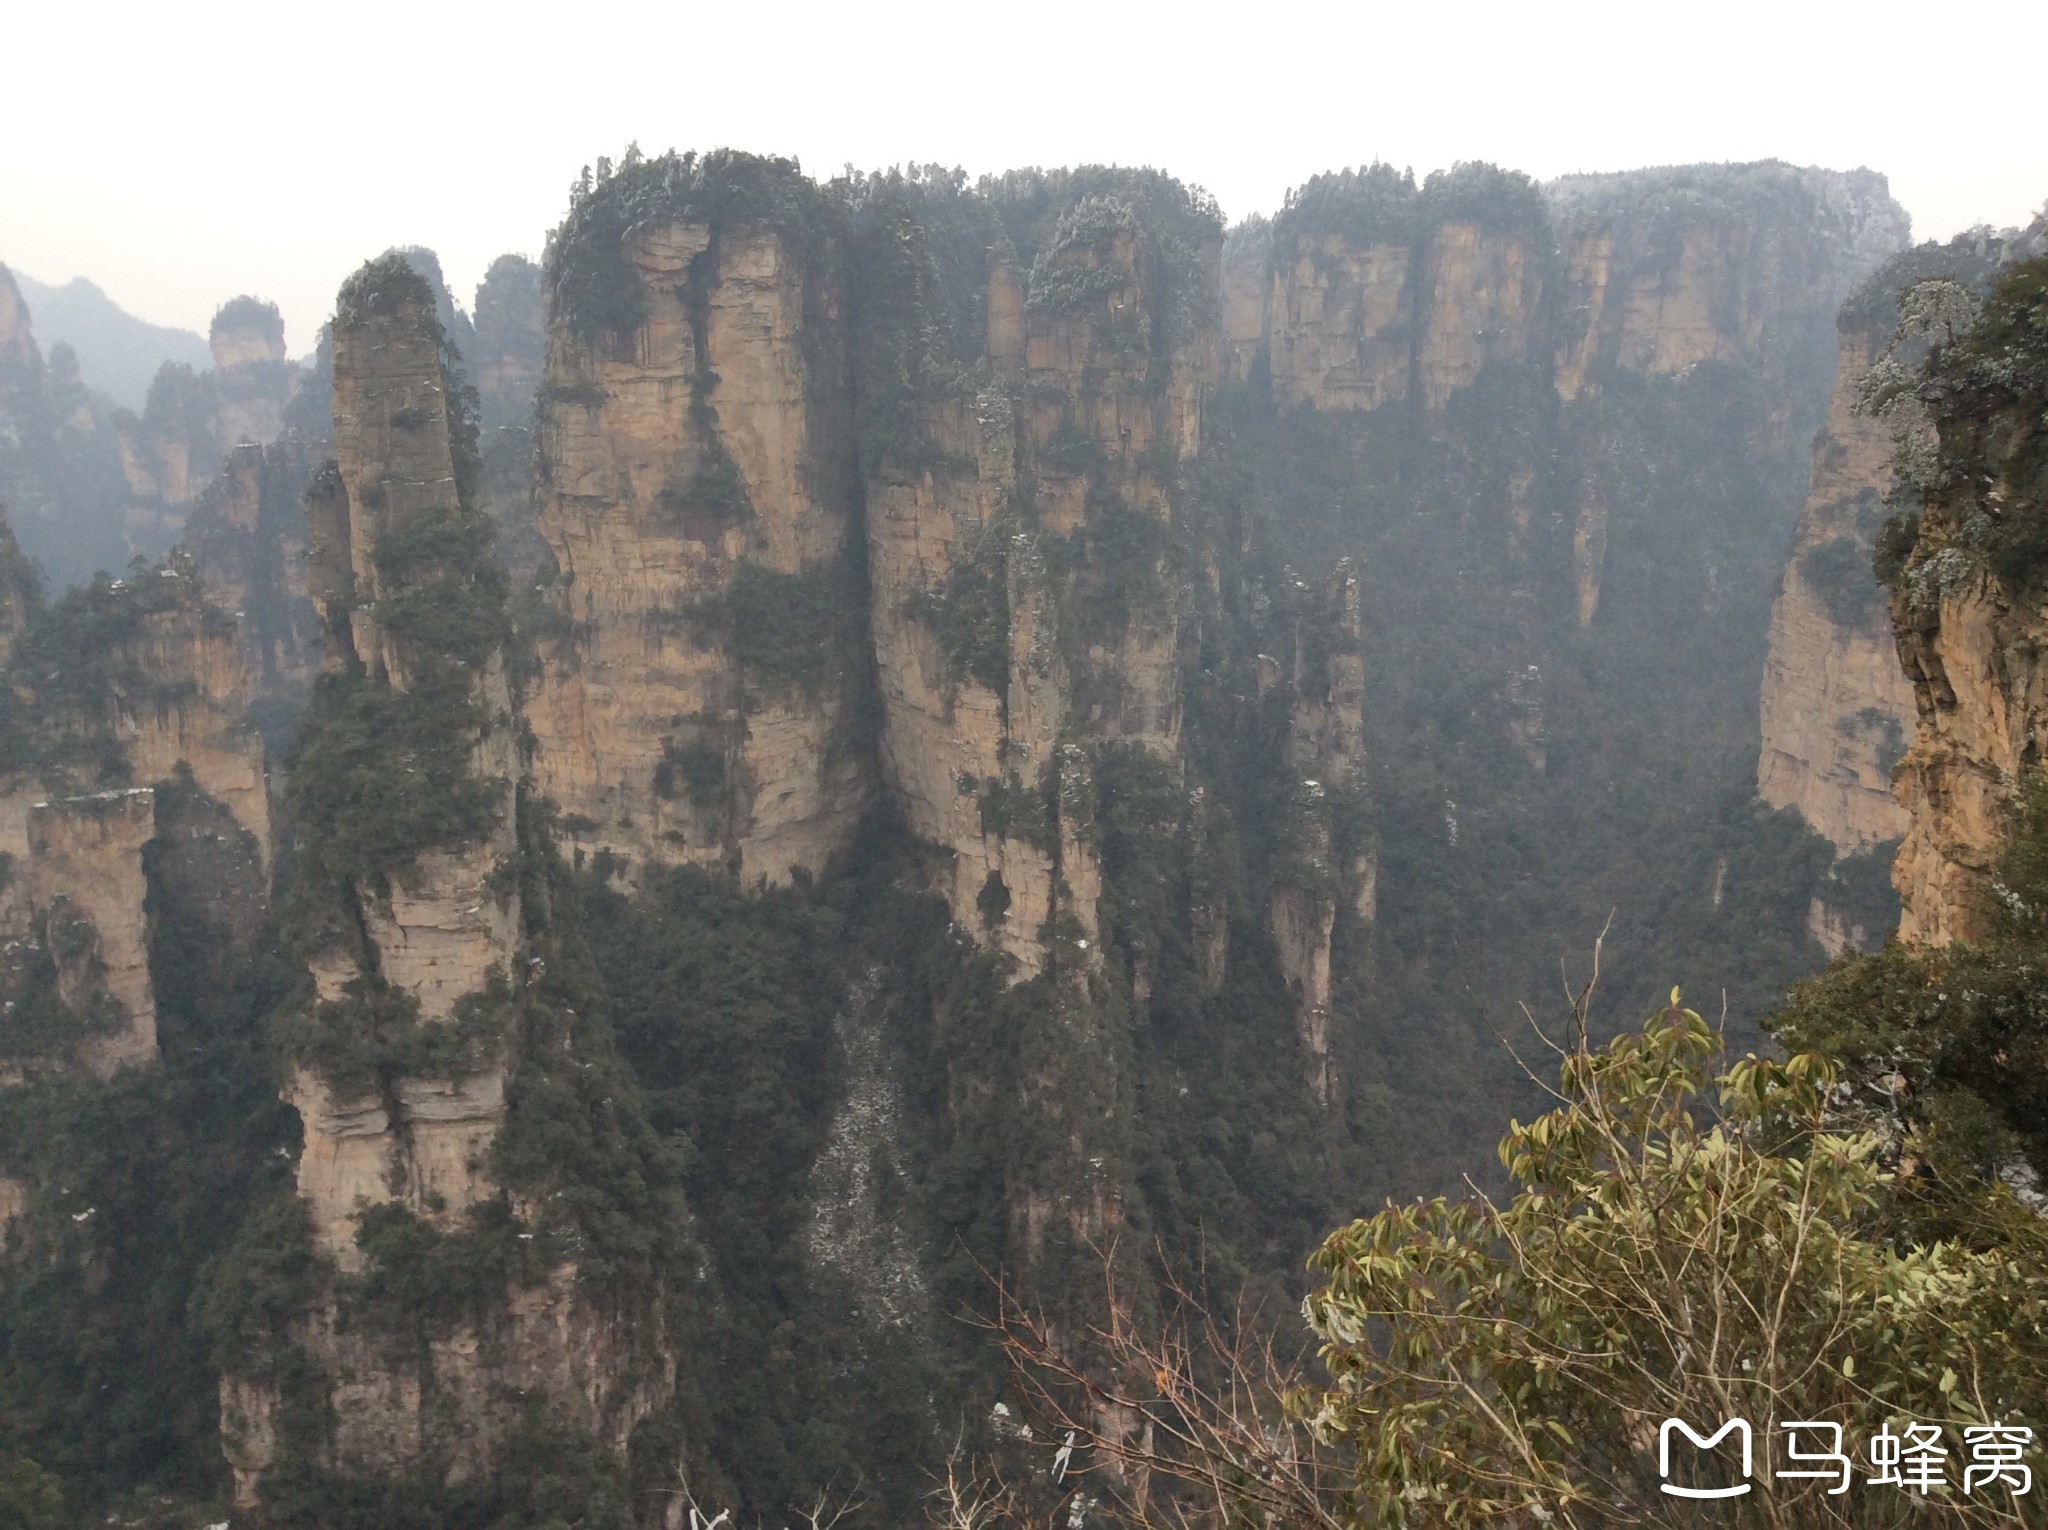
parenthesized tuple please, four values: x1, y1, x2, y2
(4, 0, 2042, 354)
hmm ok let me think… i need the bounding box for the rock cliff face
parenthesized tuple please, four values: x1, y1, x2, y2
(180, 438, 322, 708)
(1883, 237, 2048, 944)
(857, 176, 1218, 976)
(0, 505, 270, 1107)
(20, 788, 160, 1074)
(1756, 325, 1914, 853)
(1253, 164, 1905, 636)
(1544, 164, 1907, 400)
(1892, 573, 2048, 946)
(116, 296, 301, 554)
(528, 159, 868, 886)
(225, 255, 675, 1509)
(1818, 227, 2039, 946)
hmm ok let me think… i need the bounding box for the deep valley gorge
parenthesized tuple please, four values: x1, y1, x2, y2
(2, 144, 2046, 1528)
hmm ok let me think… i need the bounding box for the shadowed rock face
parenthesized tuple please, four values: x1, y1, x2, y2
(1757, 321, 1914, 855)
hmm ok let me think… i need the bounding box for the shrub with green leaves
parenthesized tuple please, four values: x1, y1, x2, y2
(1296, 997, 2048, 1527)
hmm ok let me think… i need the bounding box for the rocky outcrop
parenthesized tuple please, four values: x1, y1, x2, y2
(0, 498, 273, 1082)
(528, 157, 868, 886)
(1757, 323, 1913, 853)
(227, 254, 675, 1509)
(116, 296, 301, 552)
(860, 175, 1217, 977)
(1881, 241, 2048, 945)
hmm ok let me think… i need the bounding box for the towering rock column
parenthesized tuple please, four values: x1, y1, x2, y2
(223, 254, 674, 1508)
(526, 153, 868, 886)
(1885, 242, 2048, 946)
(861, 180, 1218, 978)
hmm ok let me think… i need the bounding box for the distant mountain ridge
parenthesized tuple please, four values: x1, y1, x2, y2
(8, 269, 211, 410)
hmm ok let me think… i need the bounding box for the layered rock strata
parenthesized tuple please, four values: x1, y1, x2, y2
(528, 161, 867, 886)
(861, 183, 1213, 976)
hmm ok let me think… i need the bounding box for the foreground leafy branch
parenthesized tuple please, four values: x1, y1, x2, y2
(997, 989, 2048, 1528)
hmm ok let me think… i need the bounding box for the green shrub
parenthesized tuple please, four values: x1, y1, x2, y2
(1796, 532, 1886, 625)
(903, 550, 1010, 697)
(684, 563, 840, 702)
(281, 667, 506, 921)
(546, 148, 832, 341)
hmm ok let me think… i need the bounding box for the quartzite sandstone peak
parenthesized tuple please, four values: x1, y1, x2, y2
(224, 254, 674, 1509)
(0, 147, 1961, 1530)
(528, 155, 869, 888)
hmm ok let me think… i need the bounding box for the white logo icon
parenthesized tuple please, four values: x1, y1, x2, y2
(1659, 1418, 1753, 1499)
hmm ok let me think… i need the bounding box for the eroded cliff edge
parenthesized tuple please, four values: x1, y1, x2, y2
(1881, 236, 2048, 945)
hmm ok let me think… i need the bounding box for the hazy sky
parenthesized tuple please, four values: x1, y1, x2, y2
(4, 0, 2043, 354)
